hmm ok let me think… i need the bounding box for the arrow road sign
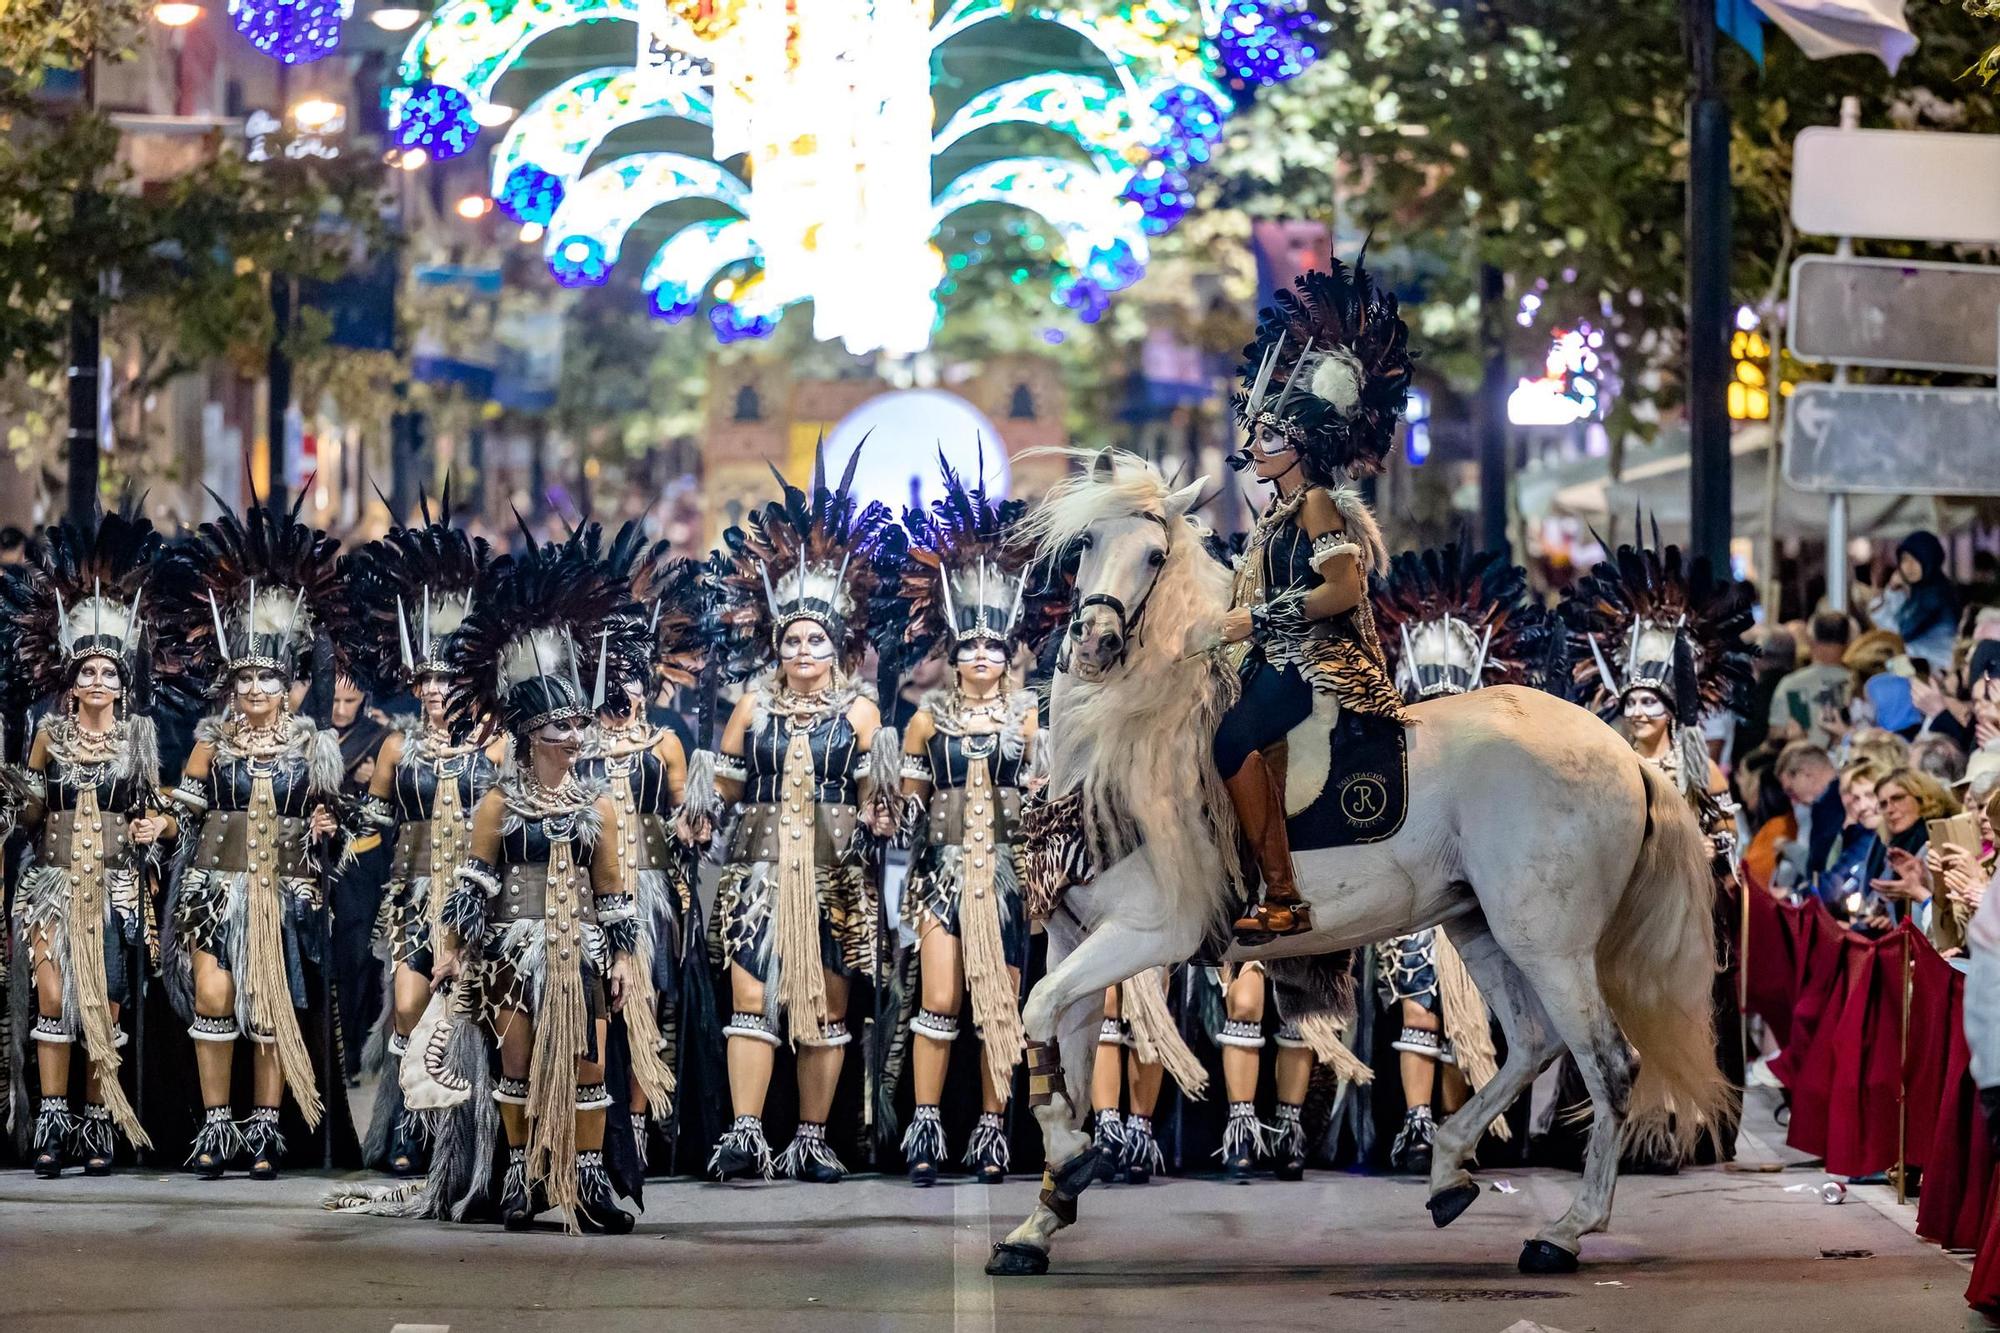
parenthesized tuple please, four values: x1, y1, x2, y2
(1784, 382, 2000, 495)
(1788, 256, 2000, 373)
(1791, 127, 2000, 244)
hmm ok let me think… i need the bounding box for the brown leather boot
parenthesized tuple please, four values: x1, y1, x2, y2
(1227, 750, 1311, 938)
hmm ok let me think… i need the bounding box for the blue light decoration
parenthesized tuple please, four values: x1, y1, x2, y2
(394, 80, 480, 161)
(230, 0, 346, 66)
(709, 302, 777, 343)
(497, 164, 566, 225)
(1146, 85, 1226, 171)
(1120, 161, 1194, 236)
(548, 234, 610, 287)
(1211, 0, 1321, 90)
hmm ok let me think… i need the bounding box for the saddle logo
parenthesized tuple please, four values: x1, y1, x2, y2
(1337, 772, 1392, 828)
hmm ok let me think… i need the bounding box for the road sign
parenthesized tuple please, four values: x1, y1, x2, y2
(1788, 256, 2000, 373)
(1783, 382, 2000, 495)
(1791, 127, 2000, 244)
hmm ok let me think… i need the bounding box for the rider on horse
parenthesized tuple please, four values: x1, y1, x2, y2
(1218, 254, 1415, 939)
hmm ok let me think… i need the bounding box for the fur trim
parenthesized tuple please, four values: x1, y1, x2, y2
(917, 687, 1037, 763)
(1327, 487, 1388, 576)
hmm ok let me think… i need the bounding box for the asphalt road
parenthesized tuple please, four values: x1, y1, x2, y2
(0, 1137, 1979, 1333)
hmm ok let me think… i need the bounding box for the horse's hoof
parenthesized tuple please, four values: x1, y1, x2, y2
(1518, 1239, 1580, 1274)
(986, 1242, 1051, 1277)
(1427, 1181, 1480, 1229)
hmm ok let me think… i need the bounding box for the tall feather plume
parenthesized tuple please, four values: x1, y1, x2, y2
(633, 541, 717, 691)
(347, 490, 493, 693)
(1558, 541, 1753, 726)
(1370, 542, 1560, 692)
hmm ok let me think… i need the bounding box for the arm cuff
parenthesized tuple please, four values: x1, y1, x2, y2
(1308, 537, 1360, 575)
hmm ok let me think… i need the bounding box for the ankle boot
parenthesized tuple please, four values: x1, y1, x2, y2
(1226, 752, 1310, 938)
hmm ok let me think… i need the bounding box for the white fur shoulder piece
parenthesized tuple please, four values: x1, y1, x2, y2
(1325, 487, 1388, 574)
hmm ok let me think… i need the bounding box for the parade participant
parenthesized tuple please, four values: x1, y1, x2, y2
(1212, 964, 1316, 1182)
(1217, 255, 1413, 938)
(1087, 985, 1167, 1184)
(346, 505, 501, 1176)
(579, 532, 714, 1173)
(3, 509, 181, 1175)
(432, 526, 654, 1232)
(706, 451, 902, 1182)
(1370, 543, 1558, 1172)
(159, 496, 355, 1180)
(882, 466, 1056, 1186)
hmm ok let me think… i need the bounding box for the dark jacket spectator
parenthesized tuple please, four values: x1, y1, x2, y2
(1896, 531, 1960, 667)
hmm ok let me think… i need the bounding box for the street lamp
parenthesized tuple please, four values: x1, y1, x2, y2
(455, 194, 492, 220)
(369, 4, 424, 31)
(291, 96, 344, 133)
(153, 2, 203, 25)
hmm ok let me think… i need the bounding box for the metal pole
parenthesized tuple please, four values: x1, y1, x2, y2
(1824, 98, 1862, 614)
(66, 57, 101, 527)
(1895, 929, 1913, 1206)
(1686, 0, 1734, 573)
(266, 273, 294, 513)
(1477, 261, 1510, 553)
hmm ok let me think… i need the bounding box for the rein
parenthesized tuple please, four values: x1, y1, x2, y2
(1058, 511, 1170, 673)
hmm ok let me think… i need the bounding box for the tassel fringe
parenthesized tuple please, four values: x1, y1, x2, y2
(1121, 969, 1206, 1098)
(1434, 929, 1510, 1141)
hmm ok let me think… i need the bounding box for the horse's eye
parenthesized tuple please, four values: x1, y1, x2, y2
(1075, 534, 1093, 552)
(1147, 549, 1166, 568)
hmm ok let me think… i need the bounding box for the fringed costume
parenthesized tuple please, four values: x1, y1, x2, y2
(158, 495, 356, 1179)
(433, 525, 654, 1233)
(706, 448, 901, 1183)
(2, 509, 182, 1175)
(347, 504, 497, 1175)
(878, 464, 1060, 1185)
(1368, 542, 1556, 1170)
(1220, 251, 1414, 939)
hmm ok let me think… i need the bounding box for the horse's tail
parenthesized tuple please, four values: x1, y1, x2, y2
(1596, 761, 1736, 1159)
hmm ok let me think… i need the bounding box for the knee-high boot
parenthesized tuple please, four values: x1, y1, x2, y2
(1227, 751, 1310, 937)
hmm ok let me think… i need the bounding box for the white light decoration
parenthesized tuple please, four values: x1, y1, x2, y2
(154, 2, 204, 26)
(823, 389, 1010, 513)
(389, 0, 1303, 353)
(370, 3, 422, 29)
(1507, 327, 1603, 427)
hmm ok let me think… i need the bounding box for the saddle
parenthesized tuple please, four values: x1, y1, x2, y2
(1276, 688, 1409, 850)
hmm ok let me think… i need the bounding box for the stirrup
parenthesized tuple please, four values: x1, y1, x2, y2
(1233, 898, 1312, 939)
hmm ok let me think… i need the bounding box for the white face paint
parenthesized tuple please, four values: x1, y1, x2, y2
(779, 619, 836, 689)
(1621, 689, 1668, 722)
(72, 656, 123, 708)
(1250, 422, 1300, 482)
(955, 638, 1009, 687)
(531, 715, 586, 755)
(417, 674, 449, 724)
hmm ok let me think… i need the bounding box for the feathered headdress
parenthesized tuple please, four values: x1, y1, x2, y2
(632, 541, 716, 693)
(1560, 540, 1754, 728)
(714, 440, 901, 681)
(445, 522, 652, 738)
(162, 490, 354, 696)
(348, 488, 494, 690)
(879, 456, 1065, 676)
(1233, 251, 1414, 485)
(1371, 543, 1561, 700)
(0, 504, 186, 711)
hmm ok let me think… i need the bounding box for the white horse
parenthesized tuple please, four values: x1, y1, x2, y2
(988, 453, 1729, 1278)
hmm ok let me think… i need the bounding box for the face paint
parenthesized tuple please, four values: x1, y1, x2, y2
(779, 623, 836, 664)
(533, 716, 586, 747)
(73, 657, 123, 697)
(235, 668, 286, 699)
(954, 640, 1008, 667)
(1253, 423, 1296, 460)
(1622, 690, 1668, 722)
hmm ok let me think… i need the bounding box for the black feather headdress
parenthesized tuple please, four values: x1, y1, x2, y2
(1560, 542, 1754, 728)
(714, 440, 902, 681)
(445, 522, 652, 738)
(160, 490, 354, 697)
(876, 457, 1065, 678)
(631, 541, 716, 694)
(0, 504, 193, 714)
(348, 488, 494, 692)
(1370, 543, 1561, 700)
(1233, 252, 1414, 486)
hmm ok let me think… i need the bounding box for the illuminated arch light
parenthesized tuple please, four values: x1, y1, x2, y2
(398, 0, 671, 98)
(544, 152, 751, 286)
(230, 0, 348, 65)
(822, 388, 1010, 514)
(492, 67, 715, 209)
(1211, 0, 1320, 89)
(641, 217, 761, 322)
(933, 156, 1151, 293)
(932, 74, 1135, 170)
(393, 80, 480, 160)
(497, 163, 565, 225)
(1120, 160, 1193, 236)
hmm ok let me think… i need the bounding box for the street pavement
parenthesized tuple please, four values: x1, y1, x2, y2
(0, 1121, 1979, 1333)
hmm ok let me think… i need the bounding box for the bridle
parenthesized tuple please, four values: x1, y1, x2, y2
(1058, 511, 1170, 674)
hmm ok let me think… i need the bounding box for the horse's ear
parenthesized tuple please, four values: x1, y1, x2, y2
(1164, 476, 1210, 519)
(1089, 450, 1118, 481)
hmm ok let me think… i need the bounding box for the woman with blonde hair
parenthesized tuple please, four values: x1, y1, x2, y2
(1865, 767, 1960, 936)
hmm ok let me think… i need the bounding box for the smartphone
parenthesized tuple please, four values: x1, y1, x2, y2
(1929, 813, 1983, 859)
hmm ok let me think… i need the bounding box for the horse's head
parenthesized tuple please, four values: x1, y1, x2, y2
(1027, 452, 1207, 682)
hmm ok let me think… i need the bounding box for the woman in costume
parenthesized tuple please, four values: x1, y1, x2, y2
(160, 498, 353, 1180)
(4, 510, 178, 1175)
(883, 468, 1055, 1186)
(1216, 254, 1413, 938)
(348, 504, 502, 1176)
(1369, 543, 1558, 1172)
(706, 455, 901, 1182)
(1212, 964, 1317, 1181)
(579, 530, 713, 1173)
(433, 527, 653, 1233)
(1088, 984, 1166, 1184)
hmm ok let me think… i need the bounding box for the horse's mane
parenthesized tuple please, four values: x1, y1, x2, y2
(1035, 450, 1243, 938)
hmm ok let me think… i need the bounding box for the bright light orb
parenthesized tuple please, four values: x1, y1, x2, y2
(154, 3, 204, 27)
(370, 4, 421, 31)
(823, 389, 1010, 515)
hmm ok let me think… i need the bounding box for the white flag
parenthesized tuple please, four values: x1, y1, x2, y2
(1751, 0, 1917, 72)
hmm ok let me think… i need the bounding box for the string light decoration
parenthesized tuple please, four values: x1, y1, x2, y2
(391, 0, 1318, 352)
(230, 0, 349, 64)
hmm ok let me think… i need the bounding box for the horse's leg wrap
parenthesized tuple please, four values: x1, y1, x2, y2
(1026, 1040, 1066, 1108)
(1037, 1140, 1105, 1226)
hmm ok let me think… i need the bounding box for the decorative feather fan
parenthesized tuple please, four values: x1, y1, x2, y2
(347, 488, 493, 692)
(1233, 252, 1414, 482)
(445, 521, 652, 736)
(1560, 541, 1754, 727)
(1371, 543, 1562, 695)
(714, 439, 903, 681)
